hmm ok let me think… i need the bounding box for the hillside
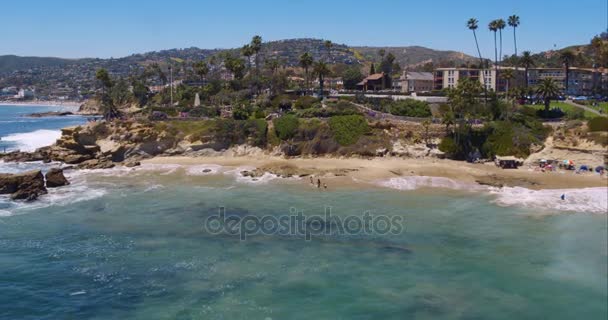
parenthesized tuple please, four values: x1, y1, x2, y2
(352, 46, 477, 68)
(0, 55, 82, 73)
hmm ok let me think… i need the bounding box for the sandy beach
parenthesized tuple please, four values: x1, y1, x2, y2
(144, 155, 608, 190)
(0, 101, 81, 108)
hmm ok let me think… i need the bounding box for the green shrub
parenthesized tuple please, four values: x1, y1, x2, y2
(293, 96, 319, 109)
(271, 95, 293, 111)
(273, 115, 300, 140)
(438, 136, 458, 155)
(588, 117, 608, 132)
(388, 99, 432, 117)
(213, 119, 267, 148)
(328, 115, 369, 146)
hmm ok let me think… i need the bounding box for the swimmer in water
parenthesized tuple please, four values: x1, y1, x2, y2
(561, 194, 565, 200)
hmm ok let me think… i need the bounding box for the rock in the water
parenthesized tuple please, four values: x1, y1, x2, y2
(45, 168, 70, 188)
(0, 170, 47, 201)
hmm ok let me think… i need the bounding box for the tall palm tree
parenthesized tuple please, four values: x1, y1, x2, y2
(324, 40, 333, 63)
(241, 44, 254, 71)
(467, 18, 484, 68)
(299, 52, 314, 95)
(536, 78, 560, 112)
(313, 61, 331, 98)
(496, 19, 506, 64)
(508, 15, 520, 56)
(520, 51, 534, 90)
(250, 35, 263, 74)
(489, 20, 499, 73)
(560, 50, 575, 94)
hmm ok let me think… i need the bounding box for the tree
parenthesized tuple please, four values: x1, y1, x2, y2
(489, 20, 499, 73)
(380, 52, 396, 75)
(250, 35, 263, 74)
(378, 49, 386, 61)
(508, 15, 520, 56)
(560, 50, 575, 94)
(467, 18, 484, 69)
(313, 61, 331, 98)
(324, 40, 333, 63)
(536, 78, 560, 112)
(224, 54, 246, 80)
(95, 68, 113, 91)
(520, 51, 534, 90)
(369, 63, 376, 75)
(241, 44, 254, 71)
(501, 68, 514, 95)
(299, 52, 314, 94)
(341, 66, 364, 90)
(422, 119, 431, 146)
(193, 61, 209, 84)
(496, 19, 506, 65)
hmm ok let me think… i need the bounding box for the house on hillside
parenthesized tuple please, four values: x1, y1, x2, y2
(356, 73, 391, 91)
(400, 71, 434, 93)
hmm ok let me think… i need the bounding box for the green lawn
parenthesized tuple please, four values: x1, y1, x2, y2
(524, 102, 598, 119)
(590, 102, 608, 114)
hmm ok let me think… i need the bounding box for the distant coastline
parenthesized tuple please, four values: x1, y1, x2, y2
(0, 100, 82, 108)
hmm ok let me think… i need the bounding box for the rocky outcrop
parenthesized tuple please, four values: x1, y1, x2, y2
(0, 170, 47, 201)
(26, 111, 74, 118)
(45, 168, 70, 188)
(77, 99, 102, 115)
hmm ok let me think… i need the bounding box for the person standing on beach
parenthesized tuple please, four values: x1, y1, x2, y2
(317, 179, 321, 189)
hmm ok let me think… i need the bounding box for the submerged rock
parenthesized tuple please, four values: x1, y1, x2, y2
(0, 170, 47, 201)
(45, 168, 70, 188)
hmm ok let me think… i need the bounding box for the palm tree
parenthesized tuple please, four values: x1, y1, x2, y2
(467, 18, 484, 68)
(313, 61, 331, 98)
(299, 52, 313, 94)
(193, 61, 209, 85)
(520, 51, 534, 90)
(508, 15, 520, 56)
(496, 19, 506, 64)
(489, 20, 499, 74)
(536, 78, 560, 112)
(250, 35, 263, 73)
(241, 44, 254, 71)
(560, 50, 575, 94)
(501, 68, 514, 95)
(324, 40, 333, 63)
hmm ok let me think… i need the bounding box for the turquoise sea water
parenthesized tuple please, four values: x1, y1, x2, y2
(0, 166, 606, 320)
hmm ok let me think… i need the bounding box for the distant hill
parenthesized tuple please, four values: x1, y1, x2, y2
(0, 55, 81, 73)
(352, 46, 477, 68)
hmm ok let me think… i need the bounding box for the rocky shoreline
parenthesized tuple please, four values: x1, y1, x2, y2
(0, 168, 69, 201)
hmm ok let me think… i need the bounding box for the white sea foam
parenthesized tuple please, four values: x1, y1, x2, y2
(490, 187, 608, 214)
(184, 164, 223, 176)
(1, 129, 61, 152)
(377, 176, 608, 214)
(378, 176, 483, 191)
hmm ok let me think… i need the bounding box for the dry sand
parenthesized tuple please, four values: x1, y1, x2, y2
(144, 155, 608, 190)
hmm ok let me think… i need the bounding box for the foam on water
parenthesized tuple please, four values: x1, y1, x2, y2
(491, 186, 608, 214)
(378, 176, 484, 191)
(1, 129, 61, 152)
(377, 176, 608, 214)
(184, 164, 223, 176)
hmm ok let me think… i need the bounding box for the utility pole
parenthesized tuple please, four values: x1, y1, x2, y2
(169, 66, 173, 107)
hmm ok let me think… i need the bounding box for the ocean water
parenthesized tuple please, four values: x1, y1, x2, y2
(0, 106, 607, 319)
(0, 164, 606, 320)
(0, 104, 87, 152)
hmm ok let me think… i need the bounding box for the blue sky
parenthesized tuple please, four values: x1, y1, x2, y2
(2, 0, 606, 59)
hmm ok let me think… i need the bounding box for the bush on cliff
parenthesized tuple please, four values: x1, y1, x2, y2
(588, 117, 608, 132)
(273, 115, 300, 140)
(388, 99, 432, 117)
(214, 119, 267, 148)
(328, 115, 369, 146)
